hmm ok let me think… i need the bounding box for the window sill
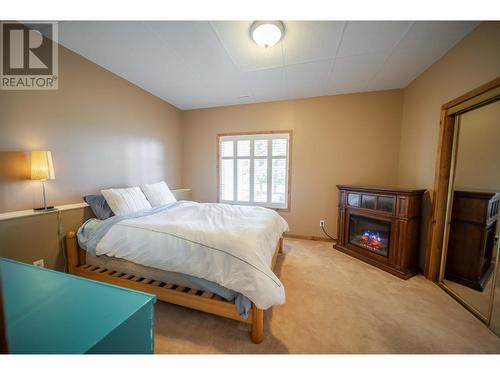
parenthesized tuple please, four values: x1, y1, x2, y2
(273, 207, 290, 213)
(219, 200, 289, 212)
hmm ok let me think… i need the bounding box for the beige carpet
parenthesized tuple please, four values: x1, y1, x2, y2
(154, 238, 500, 353)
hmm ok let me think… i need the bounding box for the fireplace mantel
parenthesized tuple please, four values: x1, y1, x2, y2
(336, 185, 426, 196)
(334, 185, 426, 279)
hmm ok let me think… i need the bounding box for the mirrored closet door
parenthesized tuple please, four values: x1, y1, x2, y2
(439, 98, 500, 336)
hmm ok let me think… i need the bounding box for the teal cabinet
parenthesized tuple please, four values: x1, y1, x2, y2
(0, 257, 156, 354)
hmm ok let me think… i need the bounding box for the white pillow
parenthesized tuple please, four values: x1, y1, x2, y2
(101, 187, 152, 215)
(141, 181, 177, 207)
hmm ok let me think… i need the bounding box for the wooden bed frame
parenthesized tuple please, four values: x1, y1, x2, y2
(65, 232, 283, 344)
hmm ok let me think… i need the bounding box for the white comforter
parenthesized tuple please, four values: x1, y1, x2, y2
(96, 202, 289, 309)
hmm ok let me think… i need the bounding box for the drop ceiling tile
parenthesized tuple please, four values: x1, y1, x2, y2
(286, 60, 334, 99)
(395, 21, 479, 52)
(147, 21, 239, 78)
(59, 22, 194, 85)
(205, 77, 254, 103)
(369, 21, 480, 89)
(337, 21, 413, 57)
(369, 46, 442, 90)
(56, 21, 478, 109)
(162, 74, 255, 109)
(244, 68, 289, 102)
(328, 53, 388, 92)
(149, 79, 214, 110)
(210, 21, 284, 72)
(203, 95, 255, 109)
(282, 21, 345, 65)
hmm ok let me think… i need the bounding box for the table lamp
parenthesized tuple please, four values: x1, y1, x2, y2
(31, 150, 56, 211)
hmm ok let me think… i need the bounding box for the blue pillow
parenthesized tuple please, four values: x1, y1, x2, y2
(83, 195, 114, 220)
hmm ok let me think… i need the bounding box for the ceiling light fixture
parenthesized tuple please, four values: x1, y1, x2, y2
(250, 21, 285, 48)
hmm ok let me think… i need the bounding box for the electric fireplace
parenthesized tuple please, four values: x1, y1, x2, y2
(349, 215, 390, 257)
(335, 185, 425, 279)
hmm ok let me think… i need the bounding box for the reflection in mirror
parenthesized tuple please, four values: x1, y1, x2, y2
(442, 100, 500, 323)
(490, 229, 500, 335)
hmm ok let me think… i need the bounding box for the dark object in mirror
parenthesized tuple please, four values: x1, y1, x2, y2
(445, 190, 500, 291)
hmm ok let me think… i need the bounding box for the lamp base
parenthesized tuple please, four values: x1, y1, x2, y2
(33, 206, 56, 212)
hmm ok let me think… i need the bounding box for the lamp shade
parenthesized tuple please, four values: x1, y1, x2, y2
(31, 150, 55, 180)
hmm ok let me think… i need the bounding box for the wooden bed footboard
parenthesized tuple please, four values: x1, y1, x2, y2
(65, 232, 284, 344)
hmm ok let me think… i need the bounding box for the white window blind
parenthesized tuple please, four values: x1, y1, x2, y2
(219, 133, 290, 209)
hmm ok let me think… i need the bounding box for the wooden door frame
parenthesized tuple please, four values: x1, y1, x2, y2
(425, 76, 500, 281)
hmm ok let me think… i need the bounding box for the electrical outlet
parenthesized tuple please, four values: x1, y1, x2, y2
(319, 220, 325, 227)
(33, 259, 44, 268)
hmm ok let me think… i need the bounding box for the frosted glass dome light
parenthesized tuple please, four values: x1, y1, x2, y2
(250, 21, 285, 48)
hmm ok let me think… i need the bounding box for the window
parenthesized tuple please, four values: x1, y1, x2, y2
(218, 132, 290, 209)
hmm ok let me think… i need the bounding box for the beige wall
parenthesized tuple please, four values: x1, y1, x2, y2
(0, 207, 94, 270)
(397, 22, 500, 190)
(397, 22, 500, 266)
(0, 44, 183, 270)
(0, 45, 183, 213)
(454, 100, 500, 191)
(182, 91, 404, 238)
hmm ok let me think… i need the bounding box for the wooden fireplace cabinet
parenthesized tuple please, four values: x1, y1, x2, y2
(335, 185, 426, 279)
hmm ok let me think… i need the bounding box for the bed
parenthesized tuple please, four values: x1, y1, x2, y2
(65, 200, 288, 343)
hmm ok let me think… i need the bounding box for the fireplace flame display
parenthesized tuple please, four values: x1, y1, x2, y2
(360, 231, 383, 249)
(348, 215, 390, 257)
